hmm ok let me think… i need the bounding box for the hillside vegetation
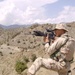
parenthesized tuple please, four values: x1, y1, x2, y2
(0, 22, 75, 75)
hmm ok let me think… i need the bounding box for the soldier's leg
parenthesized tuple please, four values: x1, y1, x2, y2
(27, 57, 68, 75)
(28, 57, 43, 75)
(27, 57, 55, 75)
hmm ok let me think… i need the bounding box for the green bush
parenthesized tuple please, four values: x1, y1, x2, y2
(15, 61, 27, 74)
(23, 56, 29, 63)
(31, 54, 37, 62)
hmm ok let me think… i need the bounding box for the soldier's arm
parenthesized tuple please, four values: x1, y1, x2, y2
(44, 35, 50, 51)
(47, 37, 68, 55)
(45, 43, 50, 51)
(44, 36, 55, 51)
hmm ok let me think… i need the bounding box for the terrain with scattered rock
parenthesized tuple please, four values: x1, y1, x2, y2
(0, 22, 75, 75)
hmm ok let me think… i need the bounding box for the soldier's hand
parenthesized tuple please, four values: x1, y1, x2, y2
(43, 35, 50, 43)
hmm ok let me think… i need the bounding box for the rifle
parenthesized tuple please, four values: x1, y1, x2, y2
(33, 29, 55, 40)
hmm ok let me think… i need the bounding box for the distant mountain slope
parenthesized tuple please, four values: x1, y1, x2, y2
(0, 24, 31, 29)
(0, 25, 4, 36)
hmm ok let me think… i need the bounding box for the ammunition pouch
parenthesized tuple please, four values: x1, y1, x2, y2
(50, 50, 61, 61)
(50, 51, 74, 63)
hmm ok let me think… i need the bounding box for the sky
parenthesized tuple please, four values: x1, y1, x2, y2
(0, 0, 75, 25)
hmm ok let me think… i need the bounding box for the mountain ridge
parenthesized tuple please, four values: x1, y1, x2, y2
(0, 24, 31, 29)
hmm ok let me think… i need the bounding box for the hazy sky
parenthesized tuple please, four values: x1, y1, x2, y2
(0, 0, 75, 25)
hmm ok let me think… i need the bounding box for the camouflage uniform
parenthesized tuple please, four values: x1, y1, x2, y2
(28, 23, 75, 75)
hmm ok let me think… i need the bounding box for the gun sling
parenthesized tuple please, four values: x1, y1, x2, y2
(50, 37, 69, 61)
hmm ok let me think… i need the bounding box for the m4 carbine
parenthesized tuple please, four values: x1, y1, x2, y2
(33, 29, 55, 40)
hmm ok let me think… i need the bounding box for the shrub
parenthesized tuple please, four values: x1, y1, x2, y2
(31, 54, 37, 62)
(37, 44, 41, 46)
(1, 47, 3, 49)
(12, 40, 14, 42)
(15, 61, 27, 74)
(23, 39, 25, 41)
(7, 43, 10, 46)
(28, 46, 31, 49)
(23, 56, 29, 63)
(30, 41, 33, 44)
(8, 47, 10, 49)
(23, 42, 26, 44)
(33, 35, 35, 38)
(33, 46, 36, 48)
(9, 52, 12, 54)
(17, 40, 20, 43)
(0, 51, 3, 56)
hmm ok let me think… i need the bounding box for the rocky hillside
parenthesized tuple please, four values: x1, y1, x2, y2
(0, 22, 75, 75)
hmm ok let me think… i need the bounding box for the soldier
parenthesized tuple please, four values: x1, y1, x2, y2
(27, 23, 75, 75)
